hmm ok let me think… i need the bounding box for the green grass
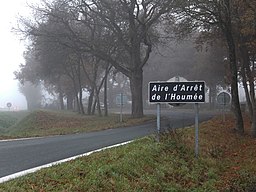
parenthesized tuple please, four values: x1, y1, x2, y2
(0, 110, 155, 138)
(0, 111, 29, 138)
(0, 135, 219, 191)
(1, 112, 255, 191)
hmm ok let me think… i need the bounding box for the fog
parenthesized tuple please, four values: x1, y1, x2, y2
(0, 0, 38, 110)
(0, 0, 250, 113)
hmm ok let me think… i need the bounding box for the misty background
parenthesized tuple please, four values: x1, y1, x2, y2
(0, 0, 250, 112)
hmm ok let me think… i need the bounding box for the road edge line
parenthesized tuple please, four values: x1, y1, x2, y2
(0, 140, 133, 184)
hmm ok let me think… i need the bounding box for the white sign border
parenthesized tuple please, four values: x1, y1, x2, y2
(148, 81, 206, 104)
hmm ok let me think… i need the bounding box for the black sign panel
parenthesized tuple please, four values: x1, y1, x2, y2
(149, 81, 205, 103)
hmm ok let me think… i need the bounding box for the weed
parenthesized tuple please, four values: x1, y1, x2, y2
(222, 170, 256, 192)
(207, 144, 223, 158)
(0, 113, 255, 191)
(1, 110, 154, 138)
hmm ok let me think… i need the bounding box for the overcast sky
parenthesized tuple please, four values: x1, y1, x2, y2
(0, 0, 36, 110)
(0, 1, 247, 111)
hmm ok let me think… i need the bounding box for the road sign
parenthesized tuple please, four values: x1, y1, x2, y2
(6, 102, 12, 108)
(149, 81, 204, 157)
(116, 93, 127, 106)
(217, 92, 231, 106)
(148, 81, 205, 103)
(116, 93, 127, 123)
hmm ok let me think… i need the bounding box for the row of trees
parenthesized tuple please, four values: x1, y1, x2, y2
(14, 0, 255, 135)
(16, 0, 179, 117)
(175, 0, 256, 135)
(143, 38, 227, 109)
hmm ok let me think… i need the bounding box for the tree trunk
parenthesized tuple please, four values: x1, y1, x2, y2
(226, 36, 244, 134)
(87, 89, 94, 115)
(240, 46, 253, 120)
(75, 93, 80, 113)
(59, 91, 65, 110)
(76, 61, 85, 115)
(66, 92, 74, 110)
(72, 82, 80, 113)
(252, 105, 256, 137)
(241, 66, 253, 118)
(78, 87, 85, 115)
(91, 85, 102, 116)
(238, 44, 256, 136)
(247, 60, 256, 137)
(96, 93, 102, 117)
(209, 84, 217, 110)
(129, 68, 144, 118)
(103, 68, 108, 117)
(220, 0, 244, 134)
(241, 48, 256, 137)
(92, 97, 97, 115)
(250, 83, 256, 137)
(26, 96, 31, 111)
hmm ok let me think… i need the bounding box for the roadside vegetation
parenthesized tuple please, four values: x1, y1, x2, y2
(0, 110, 154, 139)
(0, 113, 255, 191)
(0, 111, 29, 139)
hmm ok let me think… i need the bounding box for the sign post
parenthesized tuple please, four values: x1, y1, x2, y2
(148, 81, 205, 156)
(116, 93, 127, 122)
(195, 103, 199, 158)
(217, 92, 231, 122)
(6, 102, 12, 110)
(156, 103, 161, 142)
(120, 93, 123, 122)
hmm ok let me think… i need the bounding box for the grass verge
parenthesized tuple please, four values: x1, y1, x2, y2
(0, 136, 218, 192)
(0, 113, 255, 191)
(0, 111, 29, 139)
(0, 110, 155, 138)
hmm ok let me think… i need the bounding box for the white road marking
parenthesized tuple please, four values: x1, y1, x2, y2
(0, 137, 44, 142)
(0, 140, 133, 184)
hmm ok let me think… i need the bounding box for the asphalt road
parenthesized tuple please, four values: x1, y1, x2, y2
(0, 109, 215, 178)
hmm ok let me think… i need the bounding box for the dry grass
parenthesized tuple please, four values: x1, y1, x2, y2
(1, 112, 256, 191)
(182, 113, 256, 191)
(5, 110, 155, 138)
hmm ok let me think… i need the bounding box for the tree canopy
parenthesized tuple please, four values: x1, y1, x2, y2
(14, 0, 256, 133)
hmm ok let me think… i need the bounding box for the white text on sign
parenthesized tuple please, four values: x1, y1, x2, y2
(149, 82, 205, 103)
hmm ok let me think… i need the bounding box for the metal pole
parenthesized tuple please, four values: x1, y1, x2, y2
(195, 103, 199, 158)
(157, 103, 161, 142)
(120, 93, 123, 123)
(223, 94, 226, 122)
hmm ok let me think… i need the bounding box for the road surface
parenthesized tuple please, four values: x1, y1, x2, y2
(0, 109, 214, 178)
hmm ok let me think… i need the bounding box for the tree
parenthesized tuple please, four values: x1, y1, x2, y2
(235, 0, 256, 136)
(16, 0, 179, 118)
(18, 82, 42, 110)
(15, 39, 75, 111)
(15, 2, 111, 115)
(72, 0, 178, 117)
(176, 0, 245, 134)
(143, 37, 227, 110)
(192, 41, 227, 109)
